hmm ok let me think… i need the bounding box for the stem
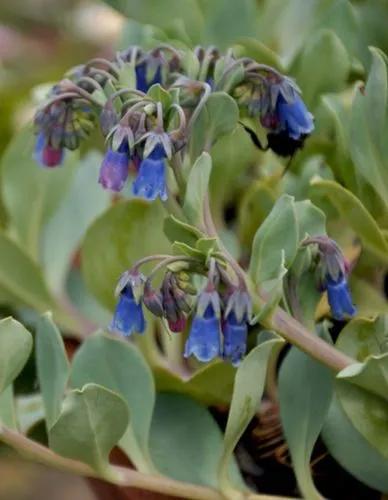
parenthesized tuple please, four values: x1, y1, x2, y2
(0, 426, 223, 500)
(132, 254, 173, 270)
(147, 256, 197, 283)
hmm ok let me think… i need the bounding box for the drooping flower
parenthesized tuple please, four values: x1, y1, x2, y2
(132, 144, 168, 201)
(222, 312, 248, 367)
(326, 274, 356, 321)
(303, 236, 357, 321)
(98, 141, 130, 192)
(261, 79, 314, 156)
(160, 272, 190, 333)
(135, 61, 162, 93)
(110, 285, 146, 336)
(184, 303, 221, 363)
(276, 93, 314, 140)
(34, 132, 64, 168)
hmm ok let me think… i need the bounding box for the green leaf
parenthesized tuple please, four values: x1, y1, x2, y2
(199, 0, 256, 49)
(295, 29, 350, 106)
(49, 383, 129, 474)
(322, 395, 388, 493)
(0, 317, 33, 393)
(349, 48, 388, 204)
(70, 332, 155, 472)
(294, 200, 326, 239)
(81, 199, 170, 310)
(338, 354, 388, 402)
(163, 215, 203, 247)
(36, 312, 69, 429)
(149, 393, 243, 488)
(218, 334, 284, 493)
(101, 0, 203, 43)
(183, 152, 212, 226)
(0, 126, 76, 260)
(190, 92, 239, 158)
(336, 315, 388, 361)
(147, 84, 172, 110)
(335, 315, 388, 459)
(154, 361, 236, 406)
(0, 232, 54, 312)
(310, 178, 388, 263)
(16, 394, 45, 433)
(42, 151, 110, 292)
(0, 385, 17, 429)
(278, 328, 333, 500)
(249, 194, 298, 285)
(238, 179, 277, 250)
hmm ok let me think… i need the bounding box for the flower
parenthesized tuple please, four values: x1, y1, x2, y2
(110, 285, 146, 336)
(326, 274, 356, 321)
(184, 304, 221, 362)
(132, 144, 168, 201)
(222, 312, 248, 367)
(276, 93, 314, 140)
(303, 236, 357, 320)
(260, 81, 314, 157)
(98, 141, 130, 192)
(135, 61, 162, 93)
(34, 132, 64, 168)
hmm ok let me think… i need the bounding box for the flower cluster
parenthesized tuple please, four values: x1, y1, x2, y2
(304, 236, 356, 320)
(33, 45, 315, 192)
(110, 258, 252, 367)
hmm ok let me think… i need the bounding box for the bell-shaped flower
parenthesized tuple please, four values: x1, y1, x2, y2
(98, 141, 130, 192)
(326, 274, 356, 321)
(132, 144, 167, 201)
(184, 304, 221, 363)
(222, 312, 248, 367)
(110, 285, 146, 336)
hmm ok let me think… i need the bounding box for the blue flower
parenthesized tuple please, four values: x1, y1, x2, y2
(110, 286, 146, 336)
(132, 145, 167, 201)
(276, 94, 314, 140)
(184, 304, 221, 363)
(222, 312, 248, 367)
(34, 132, 64, 167)
(135, 62, 162, 93)
(326, 274, 356, 321)
(99, 142, 130, 192)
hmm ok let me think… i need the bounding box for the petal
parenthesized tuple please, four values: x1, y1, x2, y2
(184, 315, 221, 362)
(98, 148, 129, 192)
(132, 157, 168, 201)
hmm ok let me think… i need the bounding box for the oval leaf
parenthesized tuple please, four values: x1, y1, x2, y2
(0, 317, 33, 393)
(36, 312, 69, 429)
(70, 332, 155, 472)
(150, 393, 243, 488)
(81, 199, 170, 310)
(183, 152, 212, 226)
(49, 383, 129, 474)
(310, 178, 388, 263)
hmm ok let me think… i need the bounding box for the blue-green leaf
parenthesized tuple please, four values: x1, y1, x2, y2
(49, 383, 129, 474)
(70, 332, 155, 472)
(36, 313, 69, 429)
(218, 334, 284, 494)
(0, 317, 33, 393)
(150, 393, 243, 488)
(279, 328, 333, 500)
